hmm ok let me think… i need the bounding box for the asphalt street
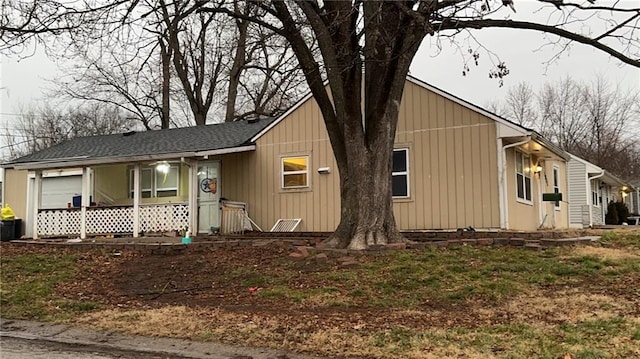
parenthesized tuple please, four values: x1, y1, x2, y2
(1, 336, 177, 359)
(0, 319, 322, 359)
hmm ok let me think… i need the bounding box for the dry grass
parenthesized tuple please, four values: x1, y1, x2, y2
(491, 289, 636, 324)
(571, 245, 639, 260)
(79, 293, 640, 359)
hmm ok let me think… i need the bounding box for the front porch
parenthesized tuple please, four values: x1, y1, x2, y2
(28, 159, 250, 239)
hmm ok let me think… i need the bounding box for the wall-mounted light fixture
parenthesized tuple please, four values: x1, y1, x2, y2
(534, 165, 543, 174)
(317, 167, 331, 174)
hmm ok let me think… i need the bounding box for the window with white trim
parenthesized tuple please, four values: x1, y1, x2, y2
(553, 166, 560, 209)
(129, 165, 179, 198)
(392, 148, 409, 198)
(515, 151, 532, 202)
(282, 156, 309, 188)
(591, 180, 600, 207)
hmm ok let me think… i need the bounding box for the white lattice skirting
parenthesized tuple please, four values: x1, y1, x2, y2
(86, 207, 134, 234)
(140, 204, 189, 233)
(37, 210, 81, 236)
(37, 203, 189, 237)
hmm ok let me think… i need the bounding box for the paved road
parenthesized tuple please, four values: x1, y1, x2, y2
(1, 336, 180, 359)
(1, 319, 321, 359)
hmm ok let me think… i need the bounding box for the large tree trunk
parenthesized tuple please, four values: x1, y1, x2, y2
(324, 113, 404, 250)
(274, 1, 426, 249)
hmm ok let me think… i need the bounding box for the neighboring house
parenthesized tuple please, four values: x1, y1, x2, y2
(567, 154, 631, 227)
(624, 181, 639, 215)
(2, 76, 572, 239)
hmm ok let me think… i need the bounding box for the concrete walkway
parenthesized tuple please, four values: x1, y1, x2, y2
(0, 318, 323, 359)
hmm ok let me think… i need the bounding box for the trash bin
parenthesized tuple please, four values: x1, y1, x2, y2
(14, 218, 22, 239)
(1, 220, 15, 241)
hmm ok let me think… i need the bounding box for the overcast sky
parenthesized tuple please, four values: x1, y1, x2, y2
(1, 1, 639, 137)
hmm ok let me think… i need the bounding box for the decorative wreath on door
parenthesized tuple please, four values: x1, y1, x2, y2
(200, 178, 217, 194)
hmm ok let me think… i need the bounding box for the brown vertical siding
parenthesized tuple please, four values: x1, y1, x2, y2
(3, 169, 28, 220)
(217, 80, 502, 232)
(391, 82, 500, 230)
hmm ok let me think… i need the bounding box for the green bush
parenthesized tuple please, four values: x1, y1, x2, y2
(614, 201, 629, 224)
(605, 201, 618, 225)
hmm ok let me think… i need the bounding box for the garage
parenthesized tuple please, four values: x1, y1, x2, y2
(41, 175, 83, 209)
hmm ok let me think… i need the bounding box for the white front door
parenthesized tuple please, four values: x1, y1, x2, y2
(197, 161, 220, 234)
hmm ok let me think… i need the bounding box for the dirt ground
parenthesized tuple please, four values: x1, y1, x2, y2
(3, 240, 637, 333)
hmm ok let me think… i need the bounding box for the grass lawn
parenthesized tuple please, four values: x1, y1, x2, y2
(1, 230, 639, 358)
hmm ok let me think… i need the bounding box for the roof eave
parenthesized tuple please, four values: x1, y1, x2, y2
(530, 132, 570, 161)
(6, 145, 256, 170)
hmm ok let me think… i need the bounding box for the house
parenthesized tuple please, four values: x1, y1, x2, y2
(1, 119, 275, 238)
(1, 75, 572, 239)
(628, 182, 640, 215)
(566, 154, 631, 227)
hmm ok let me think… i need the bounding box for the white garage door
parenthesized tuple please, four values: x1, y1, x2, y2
(41, 176, 83, 209)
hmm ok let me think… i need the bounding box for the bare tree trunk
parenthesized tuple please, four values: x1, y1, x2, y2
(225, 4, 250, 122)
(325, 112, 404, 250)
(159, 36, 171, 129)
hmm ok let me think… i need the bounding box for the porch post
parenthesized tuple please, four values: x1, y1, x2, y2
(189, 160, 198, 235)
(133, 164, 140, 238)
(32, 170, 42, 240)
(80, 167, 91, 239)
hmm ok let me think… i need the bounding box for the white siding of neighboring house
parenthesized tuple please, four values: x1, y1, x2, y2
(568, 160, 588, 227)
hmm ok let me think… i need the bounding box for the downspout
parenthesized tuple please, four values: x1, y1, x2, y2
(498, 136, 531, 229)
(587, 172, 604, 227)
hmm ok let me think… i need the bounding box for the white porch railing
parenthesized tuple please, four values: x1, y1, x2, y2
(37, 203, 189, 237)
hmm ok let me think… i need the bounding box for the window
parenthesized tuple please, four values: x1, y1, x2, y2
(282, 156, 309, 188)
(392, 148, 409, 198)
(591, 180, 600, 207)
(130, 165, 179, 198)
(553, 166, 560, 209)
(515, 151, 532, 202)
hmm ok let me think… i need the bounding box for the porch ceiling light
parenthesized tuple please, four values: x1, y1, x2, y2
(156, 161, 170, 174)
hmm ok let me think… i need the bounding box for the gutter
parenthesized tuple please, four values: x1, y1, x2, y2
(498, 136, 531, 229)
(587, 171, 605, 227)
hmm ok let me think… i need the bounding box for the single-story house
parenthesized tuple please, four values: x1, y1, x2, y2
(628, 182, 640, 215)
(1, 75, 572, 239)
(567, 154, 632, 227)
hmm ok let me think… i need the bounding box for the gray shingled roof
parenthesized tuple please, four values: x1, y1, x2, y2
(5, 118, 275, 166)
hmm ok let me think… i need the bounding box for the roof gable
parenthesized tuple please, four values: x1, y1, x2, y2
(252, 75, 532, 143)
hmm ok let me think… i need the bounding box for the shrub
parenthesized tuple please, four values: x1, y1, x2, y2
(614, 201, 629, 224)
(605, 201, 618, 225)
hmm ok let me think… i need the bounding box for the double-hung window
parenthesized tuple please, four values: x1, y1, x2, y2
(591, 180, 600, 207)
(129, 165, 179, 198)
(392, 148, 409, 198)
(553, 166, 560, 209)
(282, 156, 309, 189)
(515, 151, 532, 202)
